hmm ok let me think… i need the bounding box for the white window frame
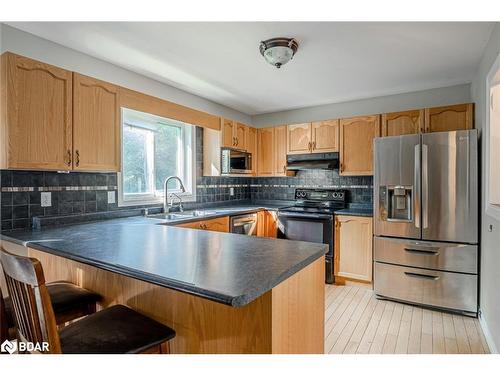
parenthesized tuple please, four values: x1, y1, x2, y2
(118, 108, 197, 207)
(485, 50, 500, 221)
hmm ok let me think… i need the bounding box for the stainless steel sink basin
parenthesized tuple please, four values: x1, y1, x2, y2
(146, 210, 217, 221)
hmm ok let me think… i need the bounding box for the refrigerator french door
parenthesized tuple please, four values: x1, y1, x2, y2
(373, 129, 479, 315)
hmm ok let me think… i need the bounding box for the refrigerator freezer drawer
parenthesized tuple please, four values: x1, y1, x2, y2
(374, 262, 478, 314)
(374, 237, 478, 274)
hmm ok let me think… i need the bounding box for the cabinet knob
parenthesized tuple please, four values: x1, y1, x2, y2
(75, 150, 80, 167)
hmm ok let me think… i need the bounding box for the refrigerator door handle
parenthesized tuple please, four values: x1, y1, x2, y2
(414, 144, 421, 229)
(422, 143, 429, 229)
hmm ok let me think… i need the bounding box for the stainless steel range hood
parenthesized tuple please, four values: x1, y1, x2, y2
(286, 152, 339, 171)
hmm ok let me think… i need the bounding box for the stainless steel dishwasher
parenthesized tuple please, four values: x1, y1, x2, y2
(230, 213, 258, 235)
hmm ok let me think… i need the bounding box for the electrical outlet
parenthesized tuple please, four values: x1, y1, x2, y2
(230, 187, 234, 196)
(107, 191, 116, 204)
(41, 192, 51, 207)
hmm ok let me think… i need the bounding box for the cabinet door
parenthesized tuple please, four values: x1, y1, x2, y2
(336, 215, 373, 282)
(274, 125, 288, 176)
(287, 123, 312, 154)
(381, 110, 424, 137)
(257, 211, 277, 237)
(73, 73, 120, 171)
(424, 103, 474, 133)
(339, 115, 380, 175)
(246, 127, 258, 175)
(235, 122, 248, 150)
(203, 217, 229, 232)
(177, 217, 229, 232)
(4, 53, 73, 170)
(221, 118, 235, 148)
(257, 128, 275, 175)
(311, 120, 339, 153)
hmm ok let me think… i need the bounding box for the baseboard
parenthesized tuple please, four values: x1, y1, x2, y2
(479, 309, 499, 354)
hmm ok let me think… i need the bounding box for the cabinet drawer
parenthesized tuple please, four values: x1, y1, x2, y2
(374, 236, 477, 274)
(374, 262, 477, 313)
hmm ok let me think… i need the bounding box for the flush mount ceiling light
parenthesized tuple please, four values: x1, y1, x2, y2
(259, 37, 299, 69)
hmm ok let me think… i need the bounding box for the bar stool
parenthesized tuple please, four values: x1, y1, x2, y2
(1, 280, 101, 340)
(0, 248, 176, 354)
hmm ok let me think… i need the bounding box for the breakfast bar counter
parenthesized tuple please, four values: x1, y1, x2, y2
(1, 216, 327, 354)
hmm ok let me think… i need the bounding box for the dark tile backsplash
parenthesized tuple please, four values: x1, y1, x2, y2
(0, 127, 372, 231)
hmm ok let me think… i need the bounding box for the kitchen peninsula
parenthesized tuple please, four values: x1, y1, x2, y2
(0, 214, 327, 354)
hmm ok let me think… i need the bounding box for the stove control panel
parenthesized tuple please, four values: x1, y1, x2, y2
(294, 189, 346, 202)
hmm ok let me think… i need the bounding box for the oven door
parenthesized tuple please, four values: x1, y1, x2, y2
(277, 211, 334, 283)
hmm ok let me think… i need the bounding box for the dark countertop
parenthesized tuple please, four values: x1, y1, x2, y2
(335, 207, 373, 217)
(1, 214, 327, 308)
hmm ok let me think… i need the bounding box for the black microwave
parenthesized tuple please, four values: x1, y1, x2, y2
(221, 148, 253, 174)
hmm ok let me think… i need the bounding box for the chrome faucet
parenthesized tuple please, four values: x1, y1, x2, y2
(164, 176, 186, 213)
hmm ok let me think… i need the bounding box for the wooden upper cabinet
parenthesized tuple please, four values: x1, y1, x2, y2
(235, 122, 248, 150)
(274, 125, 288, 175)
(1, 53, 73, 170)
(221, 118, 235, 148)
(246, 127, 258, 175)
(73, 73, 120, 172)
(335, 215, 373, 282)
(339, 115, 380, 176)
(257, 128, 275, 175)
(424, 103, 474, 133)
(311, 120, 339, 153)
(221, 118, 249, 150)
(381, 109, 424, 137)
(287, 123, 312, 154)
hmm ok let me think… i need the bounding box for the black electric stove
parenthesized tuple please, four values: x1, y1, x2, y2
(278, 189, 347, 284)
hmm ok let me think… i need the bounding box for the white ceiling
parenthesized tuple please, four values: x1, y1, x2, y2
(8, 22, 495, 115)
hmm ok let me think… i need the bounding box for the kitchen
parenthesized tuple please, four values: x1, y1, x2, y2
(0, 17, 499, 363)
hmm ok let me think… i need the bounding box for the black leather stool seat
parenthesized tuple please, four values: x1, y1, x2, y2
(4, 281, 101, 327)
(59, 304, 176, 354)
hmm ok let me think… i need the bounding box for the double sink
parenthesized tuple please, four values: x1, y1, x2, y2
(146, 208, 239, 223)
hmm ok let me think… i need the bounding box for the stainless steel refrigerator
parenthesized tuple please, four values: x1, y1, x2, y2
(373, 129, 478, 316)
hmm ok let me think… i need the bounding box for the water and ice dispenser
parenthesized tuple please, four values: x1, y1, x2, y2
(378, 185, 413, 222)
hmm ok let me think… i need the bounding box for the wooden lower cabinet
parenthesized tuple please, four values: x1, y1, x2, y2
(334, 215, 373, 283)
(257, 211, 278, 238)
(176, 216, 229, 232)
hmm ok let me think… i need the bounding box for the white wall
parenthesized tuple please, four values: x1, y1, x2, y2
(471, 22, 500, 354)
(0, 23, 252, 125)
(252, 84, 471, 127)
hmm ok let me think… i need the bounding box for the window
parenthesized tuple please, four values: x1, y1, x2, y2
(486, 51, 500, 220)
(118, 108, 196, 206)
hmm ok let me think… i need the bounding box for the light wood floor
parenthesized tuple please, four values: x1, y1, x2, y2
(325, 284, 489, 354)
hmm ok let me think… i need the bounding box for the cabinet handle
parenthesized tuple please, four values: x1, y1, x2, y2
(236, 137, 239, 146)
(312, 141, 316, 150)
(283, 165, 286, 173)
(404, 272, 440, 281)
(75, 150, 80, 167)
(67, 150, 72, 166)
(340, 163, 344, 172)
